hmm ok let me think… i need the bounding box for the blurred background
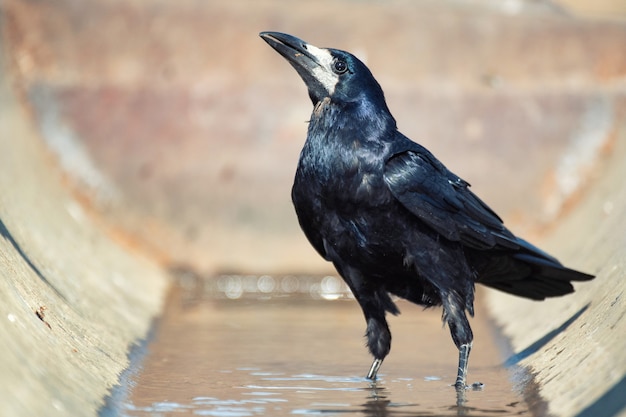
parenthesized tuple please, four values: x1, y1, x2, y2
(3, 0, 625, 277)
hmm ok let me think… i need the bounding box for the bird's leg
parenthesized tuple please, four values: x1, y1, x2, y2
(335, 266, 392, 382)
(364, 315, 391, 380)
(455, 343, 472, 390)
(442, 293, 474, 390)
(367, 358, 384, 380)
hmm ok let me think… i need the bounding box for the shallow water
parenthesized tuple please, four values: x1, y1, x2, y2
(108, 275, 530, 417)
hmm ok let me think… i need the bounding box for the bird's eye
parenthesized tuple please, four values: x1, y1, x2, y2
(332, 59, 348, 74)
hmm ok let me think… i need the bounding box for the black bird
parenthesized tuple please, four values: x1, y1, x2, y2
(260, 31, 594, 389)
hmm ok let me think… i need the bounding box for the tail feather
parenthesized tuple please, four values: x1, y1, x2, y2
(476, 238, 594, 301)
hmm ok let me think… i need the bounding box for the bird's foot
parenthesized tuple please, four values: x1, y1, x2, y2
(366, 358, 383, 381)
(454, 381, 468, 391)
(453, 381, 483, 390)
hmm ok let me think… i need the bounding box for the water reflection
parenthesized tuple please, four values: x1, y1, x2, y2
(174, 269, 354, 301)
(122, 368, 524, 416)
(113, 275, 530, 417)
(118, 364, 527, 416)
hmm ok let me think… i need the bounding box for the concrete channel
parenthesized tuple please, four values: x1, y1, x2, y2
(1, 0, 625, 416)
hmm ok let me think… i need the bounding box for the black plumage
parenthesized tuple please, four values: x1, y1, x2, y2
(260, 31, 594, 389)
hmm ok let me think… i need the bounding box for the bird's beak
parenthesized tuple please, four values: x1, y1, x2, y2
(260, 31, 337, 103)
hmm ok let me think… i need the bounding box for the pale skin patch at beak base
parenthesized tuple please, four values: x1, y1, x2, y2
(304, 43, 339, 96)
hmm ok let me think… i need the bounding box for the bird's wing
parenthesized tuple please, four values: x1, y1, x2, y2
(383, 150, 519, 250)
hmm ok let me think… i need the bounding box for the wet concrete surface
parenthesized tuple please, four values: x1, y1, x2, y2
(107, 276, 532, 417)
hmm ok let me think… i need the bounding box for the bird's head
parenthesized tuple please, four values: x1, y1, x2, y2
(260, 32, 388, 112)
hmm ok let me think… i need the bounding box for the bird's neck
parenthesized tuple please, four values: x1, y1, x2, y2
(309, 97, 396, 145)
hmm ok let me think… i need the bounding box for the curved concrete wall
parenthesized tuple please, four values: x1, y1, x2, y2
(487, 130, 626, 416)
(0, 43, 169, 416)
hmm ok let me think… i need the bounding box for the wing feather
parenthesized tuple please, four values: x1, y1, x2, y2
(383, 150, 518, 250)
